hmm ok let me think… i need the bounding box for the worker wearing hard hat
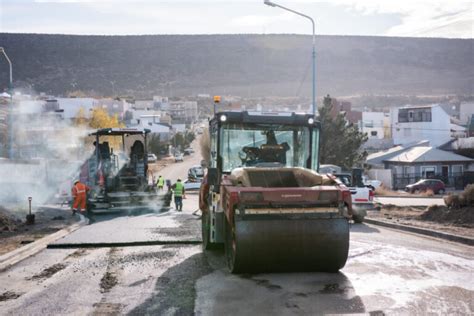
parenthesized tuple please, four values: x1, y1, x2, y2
(171, 178, 185, 212)
(72, 179, 91, 221)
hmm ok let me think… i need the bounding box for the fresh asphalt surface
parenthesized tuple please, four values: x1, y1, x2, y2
(0, 143, 472, 314)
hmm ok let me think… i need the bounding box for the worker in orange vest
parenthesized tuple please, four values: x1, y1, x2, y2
(72, 179, 90, 218)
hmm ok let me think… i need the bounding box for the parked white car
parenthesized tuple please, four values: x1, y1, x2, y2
(147, 153, 157, 163)
(175, 153, 184, 162)
(335, 173, 375, 223)
(363, 175, 382, 190)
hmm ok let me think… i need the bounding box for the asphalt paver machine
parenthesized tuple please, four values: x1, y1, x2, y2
(80, 128, 170, 213)
(199, 111, 353, 273)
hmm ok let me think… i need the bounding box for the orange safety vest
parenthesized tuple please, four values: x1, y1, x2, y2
(72, 182, 89, 196)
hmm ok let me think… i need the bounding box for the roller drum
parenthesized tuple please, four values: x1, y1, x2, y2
(225, 214, 349, 273)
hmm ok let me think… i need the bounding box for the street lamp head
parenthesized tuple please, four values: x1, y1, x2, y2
(0, 47, 4, 53)
(264, 0, 276, 7)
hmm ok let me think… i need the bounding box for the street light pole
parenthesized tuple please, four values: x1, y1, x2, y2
(0, 47, 14, 158)
(263, 0, 316, 115)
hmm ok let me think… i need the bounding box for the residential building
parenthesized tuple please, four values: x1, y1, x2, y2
(361, 112, 385, 139)
(329, 98, 362, 124)
(134, 100, 154, 111)
(167, 101, 198, 123)
(55, 97, 99, 120)
(390, 104, 451, 147)
(385, 146, 473, 189)
(460, 102, 474, 125)
(97, 98, 132, 120)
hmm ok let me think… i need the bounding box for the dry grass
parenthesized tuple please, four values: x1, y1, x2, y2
(420, 189, 435, 197)
(374, 185, 404, 196)
(444, 184, 474, 208)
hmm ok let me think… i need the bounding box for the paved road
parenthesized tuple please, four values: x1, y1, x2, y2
(1, 146, 472, 314)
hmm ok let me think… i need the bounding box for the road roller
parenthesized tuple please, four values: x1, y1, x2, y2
(199, 111, 353, 273)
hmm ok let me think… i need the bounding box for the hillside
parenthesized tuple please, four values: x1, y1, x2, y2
(0, 33, 472, 98)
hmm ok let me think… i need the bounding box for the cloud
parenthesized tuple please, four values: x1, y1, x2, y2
(230, 13, 294, 28)
(330, 0, 473, 38)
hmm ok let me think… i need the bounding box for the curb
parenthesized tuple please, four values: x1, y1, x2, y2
(364, 218, 474, 246)
(0, 220, 86, 272)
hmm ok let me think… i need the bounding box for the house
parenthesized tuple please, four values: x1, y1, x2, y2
(383, 146, 473, 189)
(390, 104, 451, 147)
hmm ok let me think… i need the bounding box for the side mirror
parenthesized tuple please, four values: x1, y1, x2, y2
(207, 167, 219, 186)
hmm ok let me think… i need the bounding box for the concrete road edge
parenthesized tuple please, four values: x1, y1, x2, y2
(364, 218, 474, 246)
(0, 220, 86, 272)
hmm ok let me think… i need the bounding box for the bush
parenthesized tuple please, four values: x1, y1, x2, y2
(460, 184, 474, 206)
(444, 184, 474, 208)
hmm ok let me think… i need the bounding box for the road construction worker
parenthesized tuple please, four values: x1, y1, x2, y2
(157, 175, 165, 191)
(171, 178, 185, 212)
(71, 180, 91, 221)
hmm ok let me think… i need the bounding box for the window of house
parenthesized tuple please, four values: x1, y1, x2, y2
(421, 166, 436, 178)
(371, 131, 378, 137)
(398, 109, 408, 123)
(452, 165, 463, 175)
(408, 111, 414, 121)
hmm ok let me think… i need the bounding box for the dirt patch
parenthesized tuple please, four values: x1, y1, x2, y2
(420, 205, 474, 227)
(0, 291, 22, 302)
(0, 206, 21, 232)
(368, 204, 474, 238)
(0, 205, 78, 256)
(100, 271, 118, 293)
(27, 263, 67, 281)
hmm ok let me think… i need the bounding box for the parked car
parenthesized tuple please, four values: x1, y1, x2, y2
(405, 179, 445, 194)
(183, 178, 202, 191)
(175, 153, 184, 162)
(184, 148, 194, 155)
(147, 153, 157, 163)
(362, 175, 382, 191)
(335, 173, 375, 223)
(188, 165, 204, 181)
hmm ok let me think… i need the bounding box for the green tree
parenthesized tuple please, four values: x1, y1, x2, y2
(148, 134, 162, 155)
(319, 94, 368, 169)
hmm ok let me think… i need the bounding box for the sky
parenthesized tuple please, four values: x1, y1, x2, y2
(0, 0, 472, 38)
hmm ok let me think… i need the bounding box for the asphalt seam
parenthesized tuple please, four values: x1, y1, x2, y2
(364, 218, 474, 246)
(47, 240, 202, 249)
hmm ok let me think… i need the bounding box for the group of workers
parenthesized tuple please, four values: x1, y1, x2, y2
(70, 175, 186, 220)
(155, 175, 186, 212)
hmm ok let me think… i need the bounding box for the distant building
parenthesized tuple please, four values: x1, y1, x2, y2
(383, 146, 473, 189)
(328, 98, 361, 124)
(55, 97, 99, 120)
(167, 101, 198, 124)
(390, 104, 451, 147)
(97, 98, 132, 120)
(460, 102, 474, 125)
(134, 100, 154, 111)
(361, 112, 385, 139)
